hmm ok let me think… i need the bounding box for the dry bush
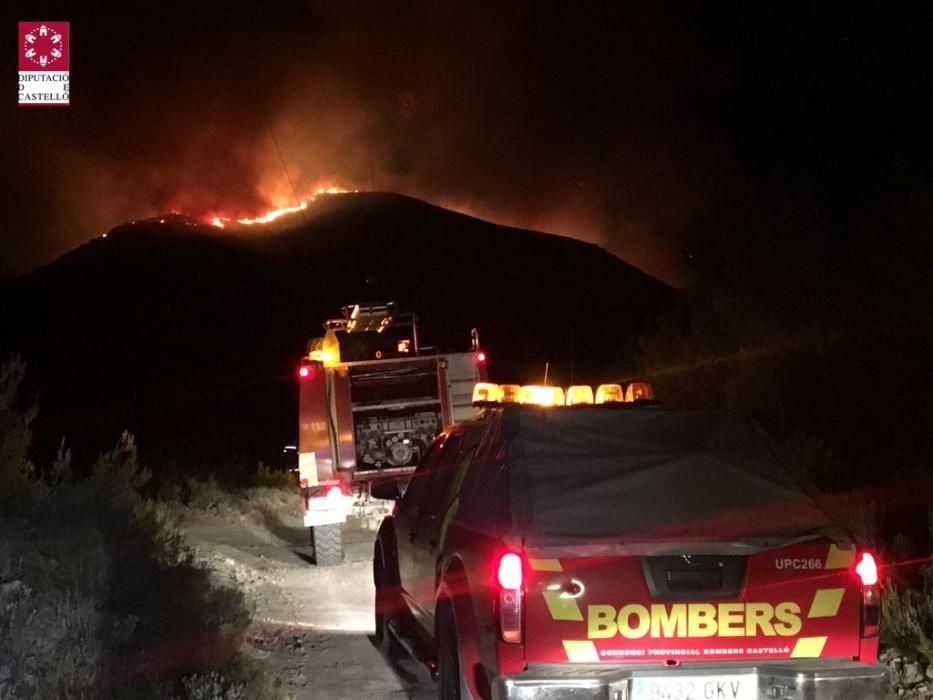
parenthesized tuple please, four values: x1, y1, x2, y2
(175, 664, 280, 700)
(179, 672, 248, 700)
(837, 493, 881, 550)
(814, 489, 882, 549)
(883, 573, 933, 664)
(254, 462, 295, 491)
(1, 433, 256, 697)
(160, 463, 294, 513)
(0, 355, 36, 497)
(0, 530, 105, 698)
(185, 473, 227, 511)
(0, 358, 276, 698)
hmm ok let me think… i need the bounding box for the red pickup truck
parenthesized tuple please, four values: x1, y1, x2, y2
(373, 402, 889, 700)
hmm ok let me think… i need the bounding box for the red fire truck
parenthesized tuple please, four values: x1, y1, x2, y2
(297, 302, 487, 564)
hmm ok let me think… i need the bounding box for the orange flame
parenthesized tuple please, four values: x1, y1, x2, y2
(207, 186, 353, 229)
(237, 200, 308, 225)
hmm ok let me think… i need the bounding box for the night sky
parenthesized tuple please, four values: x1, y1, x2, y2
(3, 2, 932, 284)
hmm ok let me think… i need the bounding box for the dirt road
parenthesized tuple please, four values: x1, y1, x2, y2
(179, 501, 434, 699)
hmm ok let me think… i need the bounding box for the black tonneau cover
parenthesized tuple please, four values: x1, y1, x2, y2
(490, 407, 835, 543)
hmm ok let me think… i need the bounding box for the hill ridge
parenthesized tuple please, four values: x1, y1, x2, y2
(3, 192, 674, 467)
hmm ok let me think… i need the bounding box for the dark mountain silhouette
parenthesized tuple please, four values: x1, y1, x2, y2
(3, 193, 673, 470)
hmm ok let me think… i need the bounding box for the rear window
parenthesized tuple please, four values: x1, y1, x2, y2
(348, 362, 440, 405)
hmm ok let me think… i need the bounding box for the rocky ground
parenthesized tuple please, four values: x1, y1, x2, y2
(881, 648, 933, 699)
(175, 490, 433, 699)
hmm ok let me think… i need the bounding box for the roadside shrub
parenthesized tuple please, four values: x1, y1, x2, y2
(811, 487, 882, 554)
(918, 632, 933, 667)
(0, 354, 36, 498)
(0, 358, 274, 698)
(176, 662, 279, 700)
(186, 473, 226, 510)
(0, 527, 104, 698)
(180, 671, 247, 700)
(882, 569, 933, 663)
(158, 463, 294, 509)
(254, 462, 295, 490)
(832, 492, 881, 550)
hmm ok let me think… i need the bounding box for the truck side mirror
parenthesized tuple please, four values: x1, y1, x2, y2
(371, 479, 402, 501)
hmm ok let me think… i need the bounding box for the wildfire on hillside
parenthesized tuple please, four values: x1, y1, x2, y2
(207, 186, 354, 229)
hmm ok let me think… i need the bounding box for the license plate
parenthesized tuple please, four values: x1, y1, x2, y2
(631, 675, 756, 700)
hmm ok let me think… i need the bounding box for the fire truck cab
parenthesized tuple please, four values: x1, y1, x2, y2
(297, 302, 486, 565)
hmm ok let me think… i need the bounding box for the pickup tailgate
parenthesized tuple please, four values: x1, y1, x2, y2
(524, 541, 861, 664)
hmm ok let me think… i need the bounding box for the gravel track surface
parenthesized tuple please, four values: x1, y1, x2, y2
(179, 502, 434, 699)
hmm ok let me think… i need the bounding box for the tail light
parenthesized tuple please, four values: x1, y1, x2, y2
(856, 551, 878, 586)
(856, 551, 881, 637)
(306, 482, 347, 499)
(497, 552, 524, 644)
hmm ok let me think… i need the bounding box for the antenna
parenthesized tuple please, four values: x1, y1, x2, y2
(263, 113, 304, 218)
(543, 362, 549, 385)
(217, 8, 303, 216)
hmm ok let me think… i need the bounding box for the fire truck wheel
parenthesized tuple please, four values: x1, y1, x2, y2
(311, 524, 343, 566)
(436, 602, 462, 700)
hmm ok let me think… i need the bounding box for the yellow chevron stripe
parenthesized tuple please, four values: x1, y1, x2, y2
(529, 558, 563, 572)
(808, 588, 845, 618)
(543, 590, 584, 621)
(825, 544, 856, 570)
(563, 640, 600, 663)
(791, 636, 828, 658)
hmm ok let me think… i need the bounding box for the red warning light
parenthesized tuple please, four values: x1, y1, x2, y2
(298, 366, 311, 379)
(476, 351, 487, 364)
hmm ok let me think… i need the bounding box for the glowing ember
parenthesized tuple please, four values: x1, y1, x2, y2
(207, 186, 353, 229)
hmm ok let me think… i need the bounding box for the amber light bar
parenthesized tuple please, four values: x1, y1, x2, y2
(472, 382, 655, 407)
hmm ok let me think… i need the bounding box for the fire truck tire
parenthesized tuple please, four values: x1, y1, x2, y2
(312, 524, 343, 566)
(436, 602, 463, 700)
